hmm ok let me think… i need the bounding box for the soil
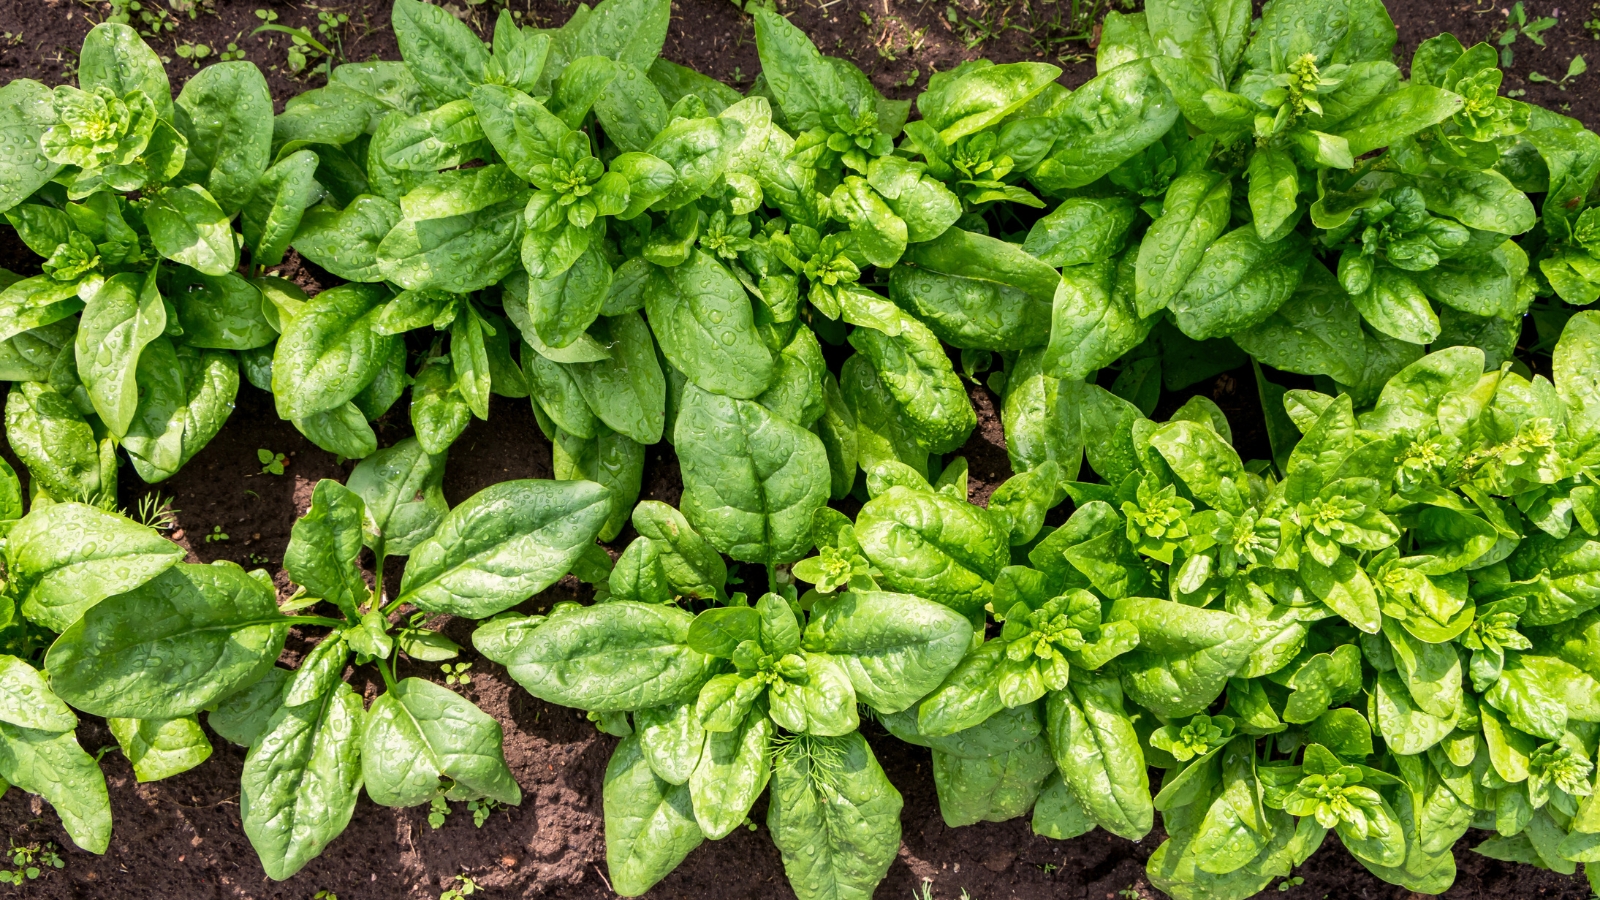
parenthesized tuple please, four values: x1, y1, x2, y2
(2, 0, 1599, 898)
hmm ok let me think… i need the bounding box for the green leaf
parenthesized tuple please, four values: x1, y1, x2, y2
(144, 184, 239, 276)
(1169, 226, 1310, 341)
(207, 666, 291, 748)
(1032, 59, 1178, 191)
(107, 715, 212, 782)
(0, 81, 64, 215)
(291, 196, 402, 282)
(284, 480, 369, 620)
(1043, 256, 1154, 381)
(645, 251, 774, 399)
(1108, 598, 1256, 718)
(46, 562, 289, 719)
(1046, 672, 1153, 839)
(362, 677, 520, 807)
(397, 479, 612, 617)
(805, 590, 973, 714)
(1136, 171, 1233, 317)
(79, 22, 173, 122)
(675, 383, 831, 565)
(0, 655, 76, 733)
(1338, 85, 1463, 157)
(241, 149, 321, 267)
(8, 501, 182, 633)
(603, 732, 704, 895)
(175, 61, 274, 215)
(477, 602, 713, 711)
(0, 720, 112, 853)
(767, 732, 903, 900)
(688, 706, 772, 838)
(856, 484, 1008, 621)
(392, 0, 488, 101)
(272, 283, 398, 420)
(240, 681, 364, 880)
(73, 264, 165, 435)
(5, 382, 116, 504)
(346, 437, 448, 559)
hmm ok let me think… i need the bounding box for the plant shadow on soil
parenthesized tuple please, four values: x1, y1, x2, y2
(2, 0, 1599, 897)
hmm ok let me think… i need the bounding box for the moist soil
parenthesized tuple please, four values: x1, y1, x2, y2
(1, 0, 1598, 898)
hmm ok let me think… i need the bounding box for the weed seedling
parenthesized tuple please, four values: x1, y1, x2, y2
(134, 492, 179, 531)
(442, 661, 473, 686)
(466, 798, 500, 827)
(1497, 1, 1558, 67)
(174, 41, 212, 68)
(428, 796, 451, 828)
(0, 842, 63, 884)
(440, 874, 478, 900)
(1278, 875, 1305, 890)
(258, 448, 289, 474)
(1530, 53, 1588, 88)
(204, 525, 229, 543)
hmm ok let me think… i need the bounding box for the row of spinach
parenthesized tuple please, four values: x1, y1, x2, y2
(4, 0, 1600, 896)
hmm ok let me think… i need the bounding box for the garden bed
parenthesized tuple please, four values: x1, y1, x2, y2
(2, 0, 1600, 898)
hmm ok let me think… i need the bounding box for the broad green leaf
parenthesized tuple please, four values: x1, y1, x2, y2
(804, 590, 973, 714)
(362, 677, 520, 807)
(476, 602, 714, 711)
(397, 479, 612, 617)
(45, 562, 289, 719)
(0, 720, 112, 853)
(8, 501, 182, 633)
(604, 733, 704, 896)
(143, 184, 239, 276)
(347, 437, 448, 559)
(645, 251, 773, 399)
(175, 61, 273, 215)
(272, 283, 398, 420)
(675, 383, 830, 565)
(74, 268, 164, 438)
(239, 681, 364, 880)
(856, 485, 1008, 621)
(767, 732, 902, 900)
(107, 715, 212, 782)
(1046, 672, 1153, 840)
(0, 655, 76, 732)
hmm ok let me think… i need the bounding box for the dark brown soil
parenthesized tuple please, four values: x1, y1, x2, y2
(2, 0, 1599, 898)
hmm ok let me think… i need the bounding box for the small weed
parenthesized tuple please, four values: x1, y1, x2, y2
(467, 798, 499, 827)
(174, 41, 212, 68)
(1118, 889, 1142, 900)
(0, 842, 64, 884)
(313, 891, 338, 900)
(1278, 875, 1305, 891)
(108, 0, 179, 37)
(730, 65, 746, 84)
(258, 448, 289, 475)
(1588, 3, 1600, 38)
(1, 32, 23, 46)
(1530, 53, 1588, 88)
(248, 552, 271, 565)
(219, 38, 246, 62)
(441, 661, 473, 686)
(439, 874, 478, 900)
(1036, 862, 1058, 874)
(204, 525, 229, 543)
(428, 796, 451, 828)
(254, 8, 348, 79)
(134, 492, 179, 531)
(901, 67, 920, 88)
(1497, 1, 1559, 67)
